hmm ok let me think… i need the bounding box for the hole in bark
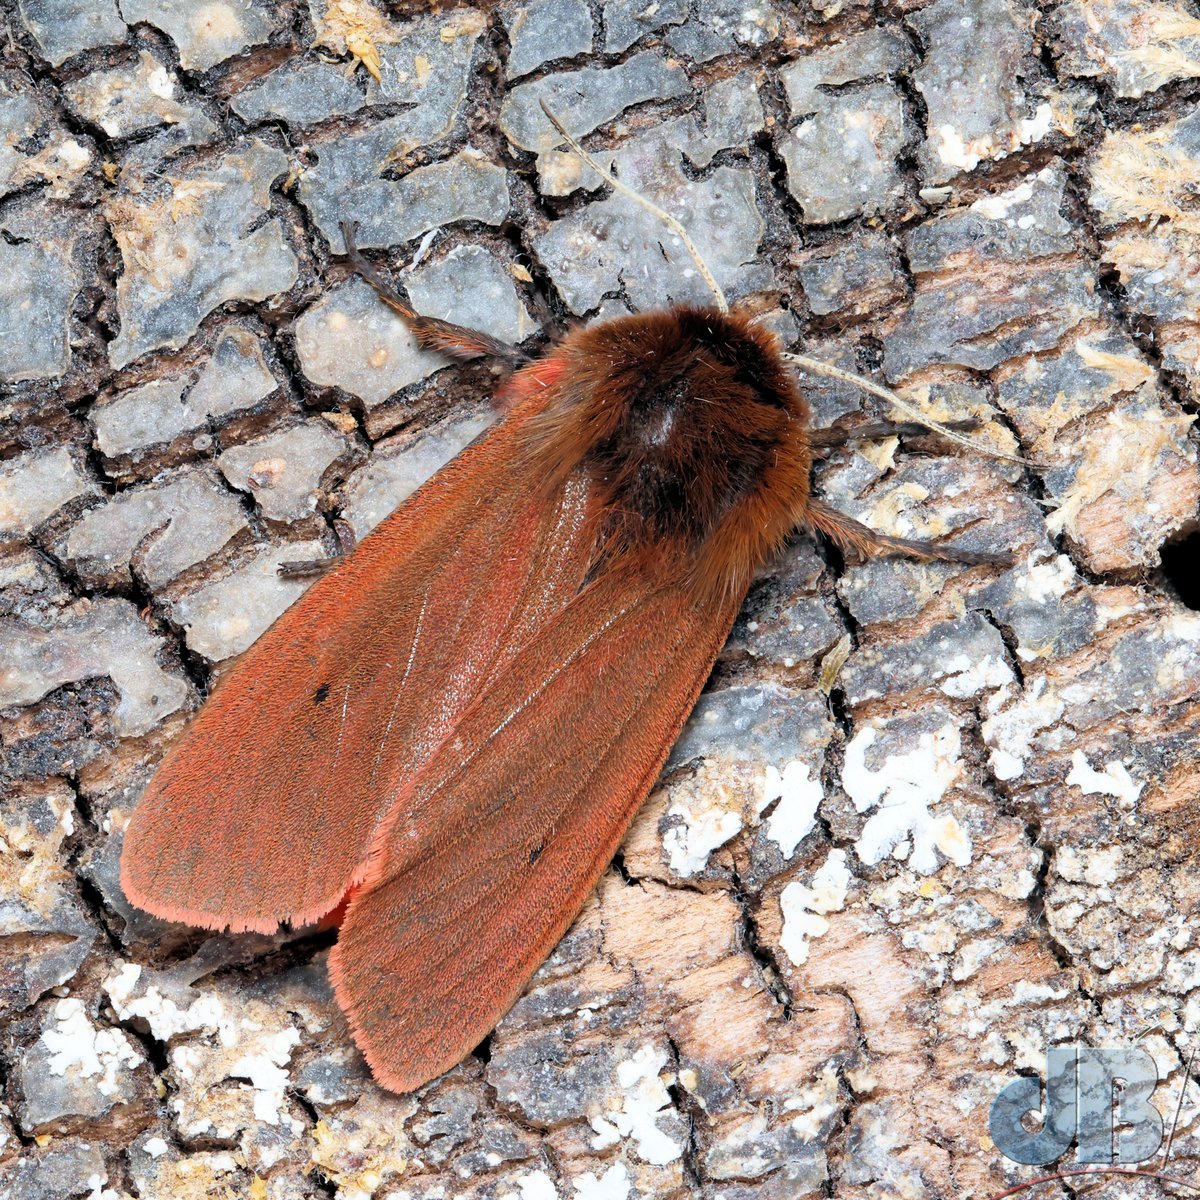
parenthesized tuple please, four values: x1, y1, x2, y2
(1161, 532, 1200, 609)
(472, 1031, 493, 1064)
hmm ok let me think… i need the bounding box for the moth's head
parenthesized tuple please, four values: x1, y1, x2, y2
(514, 306, 813, 592)
(519, 306, 808, 450)
(572, 306, 806, 419)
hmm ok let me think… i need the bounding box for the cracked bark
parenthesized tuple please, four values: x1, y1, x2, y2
(2, 1, 1200, 1198)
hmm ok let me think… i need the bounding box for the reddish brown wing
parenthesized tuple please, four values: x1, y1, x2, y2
(329, 571, 743, 1092)
(120, 410, 596, 933)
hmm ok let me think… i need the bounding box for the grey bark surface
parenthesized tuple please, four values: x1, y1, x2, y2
(1, 0, 1200, 1197)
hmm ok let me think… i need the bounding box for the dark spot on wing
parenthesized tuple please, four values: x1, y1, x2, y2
(313, 683, 331, 704)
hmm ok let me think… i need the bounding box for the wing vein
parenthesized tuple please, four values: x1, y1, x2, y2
(370, 594, 644, 874)
(481, 601, 633, 745)
(371, 591, 430, 786)
(375, 623, 693, 981)
(331, 681, 352, 776)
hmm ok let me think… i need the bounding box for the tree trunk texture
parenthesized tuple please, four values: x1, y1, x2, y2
(2, 1, 1199, 1198)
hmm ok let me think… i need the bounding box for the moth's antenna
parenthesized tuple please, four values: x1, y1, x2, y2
(539, 99, 728, 313)
(782, 352, 1040, 467)
(538, 101, 1035, 468)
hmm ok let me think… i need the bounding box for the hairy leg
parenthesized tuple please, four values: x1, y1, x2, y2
(805, 497, 1011, 567)
(340, 221, 529, 369)
(291, 225, 532, 581)
(808, 418, 981, 448)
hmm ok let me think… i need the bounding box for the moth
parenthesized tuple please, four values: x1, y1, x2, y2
(121, 106, 1017, 1093)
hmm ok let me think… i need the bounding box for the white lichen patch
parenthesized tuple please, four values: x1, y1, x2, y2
(228, 1025, 301, 1123)
(935, 103, 1054, 173)
(779, 850, 851, 967)
(982, 678, 1066, 781)
(936, 124, 982, 173)
(939, 652, 1014, 699)
(844, 722, 970, 874)
(782, 1064, 841, 1140)
(1056, 844, 1124, 886)
(104, 960, 304, 1140)
(572, 1162, 631, 1200)
(596, 1044, 683, 1165)
(1019, 102, 1054, 145)
(588, 1115, 621, 1151)
(1065, 750, 1143, 806)
(661, 751, 829, 875)
(85, 1172, 120, 1200)
(970, 178, 1034, 221)
(661, 761, 747, 876)
(105, 961, 224, 1042)
(1017, 552, 1077, 606)
(42, 997, 144, 1096)
(500, 1170, 560, 1200)
(759, 760, 823, 859)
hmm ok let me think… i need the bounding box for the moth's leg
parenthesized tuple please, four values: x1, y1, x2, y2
(808, 418, 981, 448)
(277, 520, 358, 579)
(785, 352, 1037, 466)
(805, 497, 1011, 567)
(339, 221, 530, 369)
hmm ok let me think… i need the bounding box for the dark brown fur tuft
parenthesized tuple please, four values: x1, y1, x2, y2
(517, 308, 812, 601)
